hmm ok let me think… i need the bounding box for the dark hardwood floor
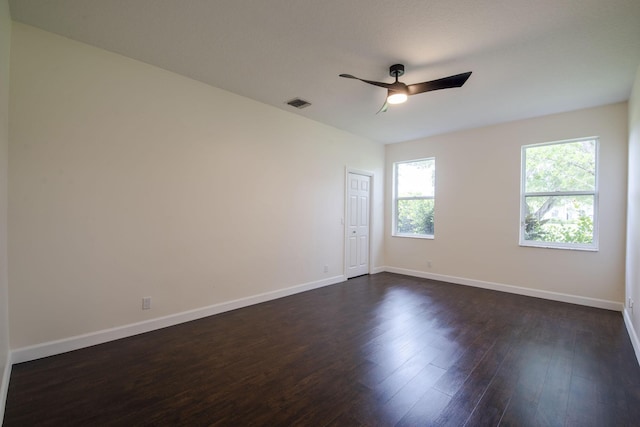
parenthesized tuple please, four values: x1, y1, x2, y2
(5, 273, 640, 426)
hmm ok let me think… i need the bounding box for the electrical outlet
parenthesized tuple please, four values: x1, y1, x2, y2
(324, 265, 329, 273)
(629, 298, 634, 309)
(142, 297, 151, 310)
(427, 260, 432, 268)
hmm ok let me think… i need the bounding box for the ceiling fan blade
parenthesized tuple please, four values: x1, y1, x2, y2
(376, 99, 389, 114)
(407, 72, 472, 96)
(339, 74, 394, 90)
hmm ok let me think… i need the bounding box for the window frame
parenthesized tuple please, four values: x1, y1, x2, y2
(519, 137, 599, 251)
(392, 157, 435, 239)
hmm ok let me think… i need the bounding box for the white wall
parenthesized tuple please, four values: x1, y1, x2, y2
(0, 0, 11, 399)
(385, 103, 628, 305)
(627, 65, 640, 351)
(8, 23, 384, 349)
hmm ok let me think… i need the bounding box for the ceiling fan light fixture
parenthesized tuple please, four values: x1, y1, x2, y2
(339, 64, 472, 113)
(387, 92, 408, 104)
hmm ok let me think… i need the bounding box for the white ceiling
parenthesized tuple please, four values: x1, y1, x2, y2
(8, 0, 640, 144)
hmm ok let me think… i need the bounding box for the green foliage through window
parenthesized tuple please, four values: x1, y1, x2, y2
(521, 138, 598, 249)
(394, 158, 435, 237)
(397, 199, 435, 235)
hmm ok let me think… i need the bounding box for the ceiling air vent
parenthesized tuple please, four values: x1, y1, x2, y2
(286, 98, 312, 109)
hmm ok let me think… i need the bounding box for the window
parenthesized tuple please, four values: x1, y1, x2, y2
(520, 137, 598, 250)
(393, 158, 435, 238)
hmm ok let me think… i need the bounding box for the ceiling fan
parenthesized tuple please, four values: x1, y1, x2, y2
(339, 64, 472, 113)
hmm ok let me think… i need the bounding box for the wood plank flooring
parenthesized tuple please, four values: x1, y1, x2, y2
(5, 273, 640, 426)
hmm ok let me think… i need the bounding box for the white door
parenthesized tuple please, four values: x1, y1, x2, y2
(347, 173, 370, 278)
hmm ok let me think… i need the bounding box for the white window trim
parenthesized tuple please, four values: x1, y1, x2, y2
(392, 158, 435, 239)
(519, 137, 599, 251)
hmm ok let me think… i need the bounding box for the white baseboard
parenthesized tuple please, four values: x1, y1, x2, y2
(11, 274, 346, 364)
(623, 308, 640, 367)
(0, 355, 11, 425)
(8, 267, 625, 365)
(381, 266, 623, 311)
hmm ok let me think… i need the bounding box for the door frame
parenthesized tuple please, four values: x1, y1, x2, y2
(344, 167, 374, 279)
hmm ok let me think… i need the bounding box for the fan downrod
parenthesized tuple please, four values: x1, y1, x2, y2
(389, 64, 405, 79)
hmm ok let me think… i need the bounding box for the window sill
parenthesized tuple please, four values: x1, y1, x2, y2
(392, 234, 434, 240)
(519, 242, 598, 252)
